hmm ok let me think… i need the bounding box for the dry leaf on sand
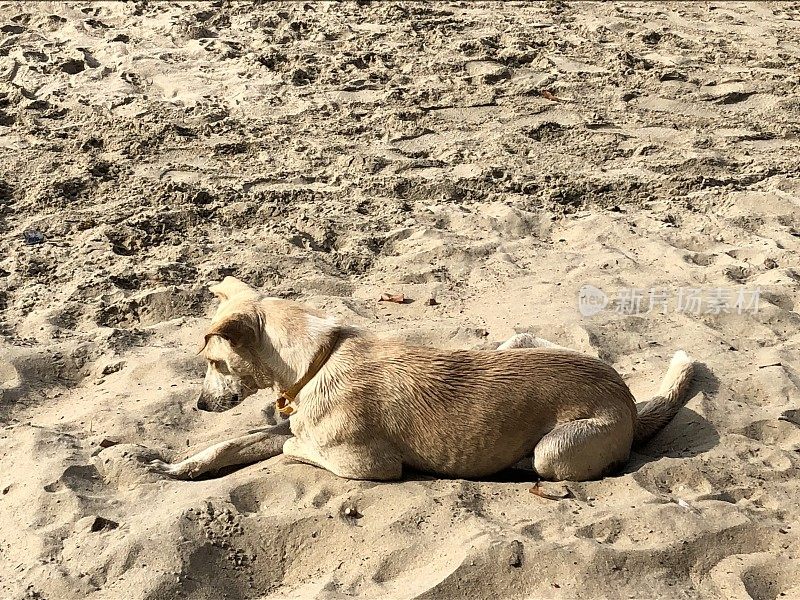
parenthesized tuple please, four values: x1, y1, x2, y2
(379, 292, 406, 304)
(529, 482, 572, 500)
(540, 90, 559, 101)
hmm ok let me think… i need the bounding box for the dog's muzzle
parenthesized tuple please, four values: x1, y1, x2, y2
(197, 393, 240, 412)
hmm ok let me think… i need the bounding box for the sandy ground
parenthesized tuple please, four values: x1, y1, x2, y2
(1, 1, 800, 598)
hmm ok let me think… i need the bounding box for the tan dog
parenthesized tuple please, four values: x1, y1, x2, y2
(149, 277, 695, 482)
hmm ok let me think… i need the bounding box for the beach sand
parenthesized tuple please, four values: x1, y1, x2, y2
(1, 2, 799, 598)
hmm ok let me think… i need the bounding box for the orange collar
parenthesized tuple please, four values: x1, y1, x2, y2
(276, 331, 340, 416)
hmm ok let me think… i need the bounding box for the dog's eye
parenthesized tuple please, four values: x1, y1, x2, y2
(211, 360, 230, 374)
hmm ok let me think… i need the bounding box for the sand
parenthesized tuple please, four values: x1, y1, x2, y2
(1, 1, 799, 598)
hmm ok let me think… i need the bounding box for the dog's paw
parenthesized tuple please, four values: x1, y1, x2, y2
(147, 459, 204, 480)
(497, 333, 539, 350)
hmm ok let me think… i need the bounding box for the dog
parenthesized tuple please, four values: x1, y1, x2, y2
(149, 276, 695, 482)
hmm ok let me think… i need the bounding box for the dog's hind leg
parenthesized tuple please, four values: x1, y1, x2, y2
(283, 438, 402, 481)
(497, 333, 569, 351)
(149, 422, 291, 480)
(532, 418, 631, 481)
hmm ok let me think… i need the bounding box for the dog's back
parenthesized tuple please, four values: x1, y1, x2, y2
(334, 341, 637, 477)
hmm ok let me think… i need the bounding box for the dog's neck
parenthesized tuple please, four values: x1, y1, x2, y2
(255, 307, 339, 393)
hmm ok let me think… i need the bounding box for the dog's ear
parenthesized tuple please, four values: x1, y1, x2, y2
(209, 276, 255, 302)
(202, 313, 258, 351)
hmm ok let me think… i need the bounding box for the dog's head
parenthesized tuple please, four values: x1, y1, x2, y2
(197, 277, 272, 412)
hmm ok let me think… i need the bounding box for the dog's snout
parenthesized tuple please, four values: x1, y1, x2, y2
(197, 393, 242, 412)
(197, 392, 221, 412)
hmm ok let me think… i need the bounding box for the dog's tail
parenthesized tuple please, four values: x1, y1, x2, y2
(633, 350, 695, 446)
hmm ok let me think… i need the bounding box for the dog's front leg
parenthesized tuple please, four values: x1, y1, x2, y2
(149, 422, 291, 480)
